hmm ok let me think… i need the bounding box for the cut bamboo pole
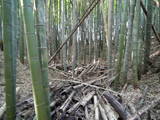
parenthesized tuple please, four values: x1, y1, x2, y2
(103, 92, 131, 120)
(85, 106, 89, 120)
(94, 95, 99, 120)
(67, 91, 95, 113)
(97, 92, 118, 120)
(59, 91, 76, 112)
(99, 103, 108, 120)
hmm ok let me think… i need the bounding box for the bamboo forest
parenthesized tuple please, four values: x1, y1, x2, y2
(0, 0, 160, 120)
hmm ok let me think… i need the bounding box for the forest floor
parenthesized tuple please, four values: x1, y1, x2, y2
(0, 39, 160, 120)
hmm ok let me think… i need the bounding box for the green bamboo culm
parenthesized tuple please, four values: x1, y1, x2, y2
(120, 0, 136, 84)
(114, 0, 129, 87)
(19, 6, 25, 64)
(2, 0, 17, 119)
(132, 0, 141, 84)
(143, 0, 152, 73)
(21, 0, 51, 119)
(0, 1, 2, 51)
(35, 0, 51, 119)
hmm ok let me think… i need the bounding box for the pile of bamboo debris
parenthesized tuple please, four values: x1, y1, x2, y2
(1, 83, 160, 120)
(1, 62, 160, 120)
(49, 61, 115, 87)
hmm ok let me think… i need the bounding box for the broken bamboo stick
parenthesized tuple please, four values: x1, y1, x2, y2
(99, 103, 108, 120)
(59, 91, 76, 113)
(60, 86, 73, 95)
(98, 92, 118, 120)
(103, 92, 131, 120)
(94, 95, 99, 120)
(85, 106, 89, 120)
(81, 91, 95, 106)
(67, 91, 95, 113)
(48, 0, 100, 64)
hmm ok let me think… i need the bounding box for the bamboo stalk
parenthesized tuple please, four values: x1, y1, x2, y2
(97, 92, 118, 120)
(99, 103, 108, 120)
(21, 0, 51, 119)
(67, 91, 95, 113)
(59, 91, 76, 112)
(85, 106, 89, 120)
(2, 0, 17, 119)
(103, 92, 131, 120)
(19, 2, 25, 64)
(35, 0, 51, 119)
(94, 95, 99, 120)
(0, 87, 20, 119)
(48, 0, 100, 64)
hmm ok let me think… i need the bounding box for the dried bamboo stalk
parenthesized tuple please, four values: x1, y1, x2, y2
(81, 91, 95, 106)
(99, 103, 108, 120)
(98, 92, 118, 120)
(67, 91, 95, 113)
(94, 95, 99, 120)
(87, 63, 97, 73)
(67, 102, 80, 114)
(50, 98, 61, 108)
(78, 64, 93, 78)
(59, 91, 76, 112)
(103, 92, 131, 120)
(51, 78, 120, 95)
(92, 61, 100, 71)
(60, 86, 73, 95)
(85, 106, 89, 120)
(128, 103, 141, 120)
(104, 103, 118, 120)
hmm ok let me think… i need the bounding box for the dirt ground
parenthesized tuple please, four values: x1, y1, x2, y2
(0, 51, 32, 106)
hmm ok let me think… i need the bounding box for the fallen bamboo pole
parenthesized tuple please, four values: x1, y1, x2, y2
(99, 103, 108, 120)
(97, 92, 118, 120)
(94, 95, 99, 120)
(59, 91, 76, 113)
(103, 92, 131, 120)
(67, 91, 95, 114)
(48, 0, 100, 64)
